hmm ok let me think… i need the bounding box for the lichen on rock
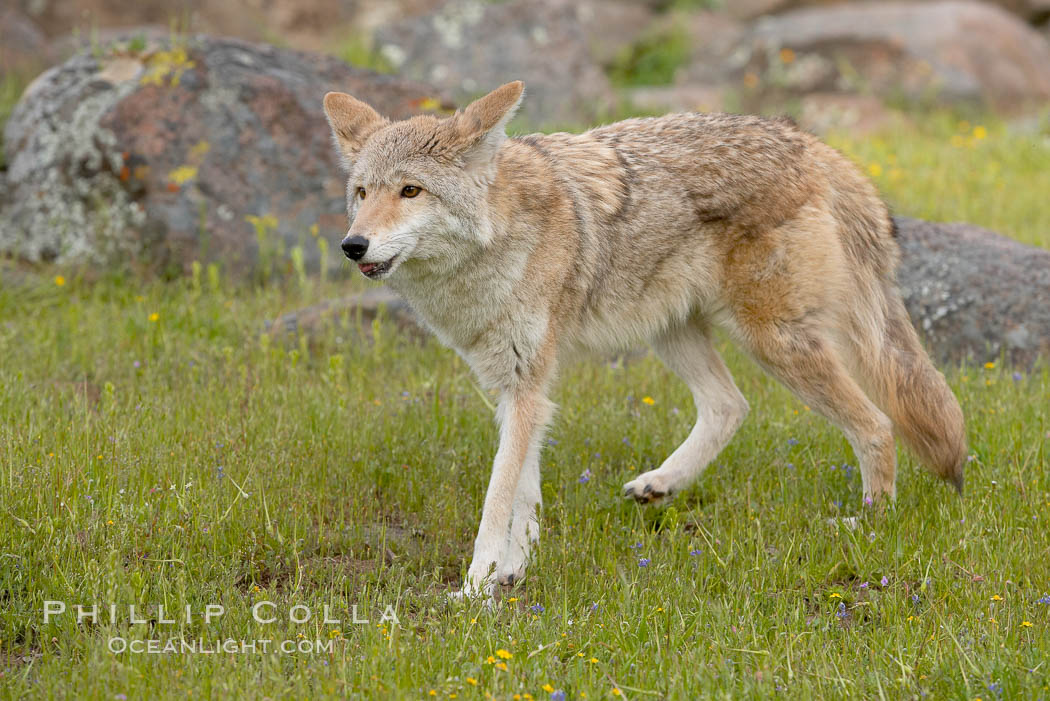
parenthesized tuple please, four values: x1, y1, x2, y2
(1, 52, 149, 264)
(0, 34, 449, 275)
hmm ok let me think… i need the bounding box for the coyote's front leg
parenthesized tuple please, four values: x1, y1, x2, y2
(458, 384, 553, 599)
(497, 439, 542, 586)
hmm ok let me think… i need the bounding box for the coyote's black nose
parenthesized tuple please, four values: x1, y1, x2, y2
(341, 235, 369, 261)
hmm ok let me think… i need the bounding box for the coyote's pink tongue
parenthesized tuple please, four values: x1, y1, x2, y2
(359, 263, 377, 274)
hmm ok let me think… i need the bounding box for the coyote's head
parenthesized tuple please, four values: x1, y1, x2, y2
(322, 81, 524, 280)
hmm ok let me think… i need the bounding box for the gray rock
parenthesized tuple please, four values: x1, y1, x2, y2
(724, 0, 1050, 23)
(738, 1, 1050, 111)
(0, 35, 450, 275)
(374, 0, 613, 126)
(577, 0, 658, 67)
(895, 217, 1050, 367)
(265, 287, 421, 340)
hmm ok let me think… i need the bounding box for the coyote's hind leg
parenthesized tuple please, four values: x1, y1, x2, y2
(624, 321, 749, 504)
(744, 322, 897, 500)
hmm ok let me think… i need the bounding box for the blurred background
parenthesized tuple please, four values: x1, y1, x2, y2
(1, 0, 1049, 362)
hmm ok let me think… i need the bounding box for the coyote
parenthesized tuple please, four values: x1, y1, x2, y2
(322, 82, 966, 598)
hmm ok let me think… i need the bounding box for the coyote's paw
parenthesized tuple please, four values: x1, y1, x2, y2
(623, 470, 679, 505)
(497, 518, 536, 586)
(496, 558, 527, 586)
(447, 579, 496, 605)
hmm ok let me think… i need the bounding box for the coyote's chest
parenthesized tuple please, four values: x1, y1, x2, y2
(391, 265, 549, 391)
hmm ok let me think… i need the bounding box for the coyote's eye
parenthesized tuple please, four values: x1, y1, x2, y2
(357, 188, 366, 200)
(401, 185, 421, 198)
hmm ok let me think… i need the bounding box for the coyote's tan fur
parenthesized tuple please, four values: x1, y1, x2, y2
(322, 82, 967, 598)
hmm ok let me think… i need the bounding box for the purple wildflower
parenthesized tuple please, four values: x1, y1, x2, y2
(578, 469, 592, 484)
(859, 581, 869, 589)
(1012, 372, 1023, 382)
(880, 576, 889, 587)
(591, 602, 599, 612)
(115, 695, 128, 701)
(690, 549, 702, 556)
(551, 692, 566, 701)
(529, 604, 545, 614)
(787, 438, 799, 446)
(133, 360, 141, 369)
(638, 558, 651, 567)
(1036, 594, 1050, 605)
(629, 542, 642, 549)
(835, 602, 849, 619)
(864, 496, 874, 507)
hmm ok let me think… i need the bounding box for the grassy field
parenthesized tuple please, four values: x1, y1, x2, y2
(2, 104, 1049, 697)
(2, 266, 1048, 699)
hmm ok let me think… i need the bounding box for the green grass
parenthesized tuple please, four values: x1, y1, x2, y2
(2, 270, 1048, 699)
(0, 72, 31, 169)
(332, 34, 396, 76)
(1, 112, 1049, 698)
(827, 114, 1050, 250)
(607, 28, 690, 88)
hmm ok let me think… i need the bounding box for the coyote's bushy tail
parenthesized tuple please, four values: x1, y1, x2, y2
(853, 287, 967, 492)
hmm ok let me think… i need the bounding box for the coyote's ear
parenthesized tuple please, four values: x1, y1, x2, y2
(454, 81, 524, 167)
(323, 92, 387, 169)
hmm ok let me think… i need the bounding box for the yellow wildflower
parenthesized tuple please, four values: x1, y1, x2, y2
(1021, 621, 1033, 628)
(420, 96, 444, 111)
(496, 648, 513, 659)
(148, 312, 159, 322)
(167, 165, 198, 186)
(642, 396, 655, 405)
(54, 275, 66, 286)
(779, 48, 795, 63)
(542, 684, 554, 693)
(495, 662, 507, 671)
(466, 678, 478, 686)
(973, 125, 987, 140)
(991, 594, 1003, 601)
